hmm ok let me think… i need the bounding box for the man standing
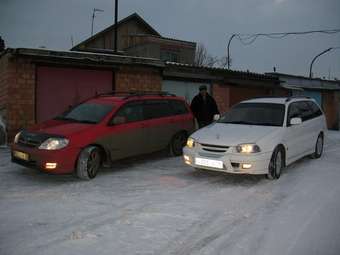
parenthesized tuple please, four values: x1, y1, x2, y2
(190, 85, 219, 128)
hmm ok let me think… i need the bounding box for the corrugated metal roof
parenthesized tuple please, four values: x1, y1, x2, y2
(267, 72, 340, 91)
(166, 61, 278, 81)
(3, 48, 165, 68)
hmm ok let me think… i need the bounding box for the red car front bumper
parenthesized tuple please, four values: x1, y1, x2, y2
(11, 144, 80, 174)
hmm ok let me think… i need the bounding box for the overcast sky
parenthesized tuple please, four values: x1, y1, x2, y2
(1, 0, 339, 78)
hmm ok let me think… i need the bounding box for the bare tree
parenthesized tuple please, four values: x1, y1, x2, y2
(194, 43, 209, 66)
(194, 43, 230, 68)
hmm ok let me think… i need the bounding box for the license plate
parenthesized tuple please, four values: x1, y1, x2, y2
(13, 151, 29, 161)
(195, 157, 223, 169)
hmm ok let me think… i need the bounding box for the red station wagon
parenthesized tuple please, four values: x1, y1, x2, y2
(11, 92, 195, 180)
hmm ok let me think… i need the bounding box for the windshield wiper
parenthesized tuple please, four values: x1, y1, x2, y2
(251, 122, 280, 127)
(76, 120, 97, 124)
(220, 121, 256, 125)
(54, 116, 96, 124)
(54, 116, 76, 121)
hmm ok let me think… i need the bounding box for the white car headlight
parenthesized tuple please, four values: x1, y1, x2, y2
(236, 144, 261, 154)
(186, 137, 196, 148)
(14, 132, 22, 144)
(39, 138, 69, 150)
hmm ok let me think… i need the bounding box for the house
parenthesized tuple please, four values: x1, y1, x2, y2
(267, 72, 340, 129)
(71, 13, 196, 65)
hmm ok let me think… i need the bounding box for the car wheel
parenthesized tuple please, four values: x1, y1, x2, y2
(170, 132, 187, 156)
(267, 147, 284, 180)
(310, 133, 324, 159)
(76, 146, 101, 180)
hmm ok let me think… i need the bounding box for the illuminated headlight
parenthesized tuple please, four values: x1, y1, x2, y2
(236, 144, 261, 154)
(14, 132, 22, 144)
(186, 137, 196, 148)
(39, 138, 69, 150)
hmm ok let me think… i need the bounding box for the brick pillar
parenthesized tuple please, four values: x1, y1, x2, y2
(212, 83, 230, 114)
(3, 56, 36, 142)
(115, 66, 162, 92)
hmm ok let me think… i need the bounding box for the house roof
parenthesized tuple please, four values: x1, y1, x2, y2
(127, 34, 196, 47)
(71, 13, 161, 51)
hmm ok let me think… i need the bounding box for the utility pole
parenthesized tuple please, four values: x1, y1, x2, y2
(114, 0, 118, 53)
(91, 8, 104, 36)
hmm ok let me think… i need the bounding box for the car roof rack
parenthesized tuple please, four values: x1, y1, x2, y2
(97, 91, 176, 99)
(285, 96, 311, 102)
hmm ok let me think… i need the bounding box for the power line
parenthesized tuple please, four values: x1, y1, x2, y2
(227, 29, 340, 69)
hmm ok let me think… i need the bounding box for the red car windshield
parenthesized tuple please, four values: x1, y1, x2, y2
(55, 103, 114, 124)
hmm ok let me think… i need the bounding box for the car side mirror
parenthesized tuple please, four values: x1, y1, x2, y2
(290, 117, 302, 126)
(213, 114, 221, 121)
(112, 116, 127, 125)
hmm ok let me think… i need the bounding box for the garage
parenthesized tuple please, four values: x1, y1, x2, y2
(36, 66, 114, 123)
(162, 80, 211, 104)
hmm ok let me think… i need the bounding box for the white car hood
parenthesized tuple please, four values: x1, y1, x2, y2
(191, 123, 279, 146)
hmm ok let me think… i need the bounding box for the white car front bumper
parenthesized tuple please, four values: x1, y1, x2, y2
(183, 145, 272, 175)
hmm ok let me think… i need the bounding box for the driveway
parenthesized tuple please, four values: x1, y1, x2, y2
(1, 132, 340, 255)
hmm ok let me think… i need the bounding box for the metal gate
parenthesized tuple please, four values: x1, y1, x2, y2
(162, 80, 211, 104)
(36, 66, 113, 123)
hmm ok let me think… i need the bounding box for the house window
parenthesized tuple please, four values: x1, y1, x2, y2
(161, 51, 178, 62)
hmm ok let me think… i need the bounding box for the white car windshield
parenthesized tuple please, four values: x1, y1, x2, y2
(218, 103, 285, 127)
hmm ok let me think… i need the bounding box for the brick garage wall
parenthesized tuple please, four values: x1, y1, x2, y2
(0, 54, 10, 122)
(229, 86, 273, 106)
(323, 91, 339, 129)
(335, 91, 340, 130)
(212, 83, 278, 114)
(3, 56, 36, 142)
(212, 83, 230, 114)
(115, 66, 162, 91)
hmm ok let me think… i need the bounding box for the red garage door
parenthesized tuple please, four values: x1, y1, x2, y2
(36, 66, 113, 123)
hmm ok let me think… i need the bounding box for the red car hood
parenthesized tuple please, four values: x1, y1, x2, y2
(29, 120, 94, 137)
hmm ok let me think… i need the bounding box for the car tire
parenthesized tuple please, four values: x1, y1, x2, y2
(310, 133, 324, 159)
(170, 132, 187, 156)
(76, 146, 101, 180)
(267, 147, 284, 180)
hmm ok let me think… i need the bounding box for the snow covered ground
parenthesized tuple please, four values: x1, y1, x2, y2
(1, 131, 340, 255)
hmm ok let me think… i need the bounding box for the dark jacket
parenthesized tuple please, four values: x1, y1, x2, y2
(190, 93, 219, 123)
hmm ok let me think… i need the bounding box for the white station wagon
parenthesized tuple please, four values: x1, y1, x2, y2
(183, 96, 327, 179)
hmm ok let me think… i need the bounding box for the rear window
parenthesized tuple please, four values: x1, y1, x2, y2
(143, 100, 172, 119)
(287, 101, 321, 122)
(307, 101, 323, 119)
(55, 103, 114, 124)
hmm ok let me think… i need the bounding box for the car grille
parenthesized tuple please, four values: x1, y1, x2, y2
(18, 131, 50, 148)
(200, 143, 230, 153)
